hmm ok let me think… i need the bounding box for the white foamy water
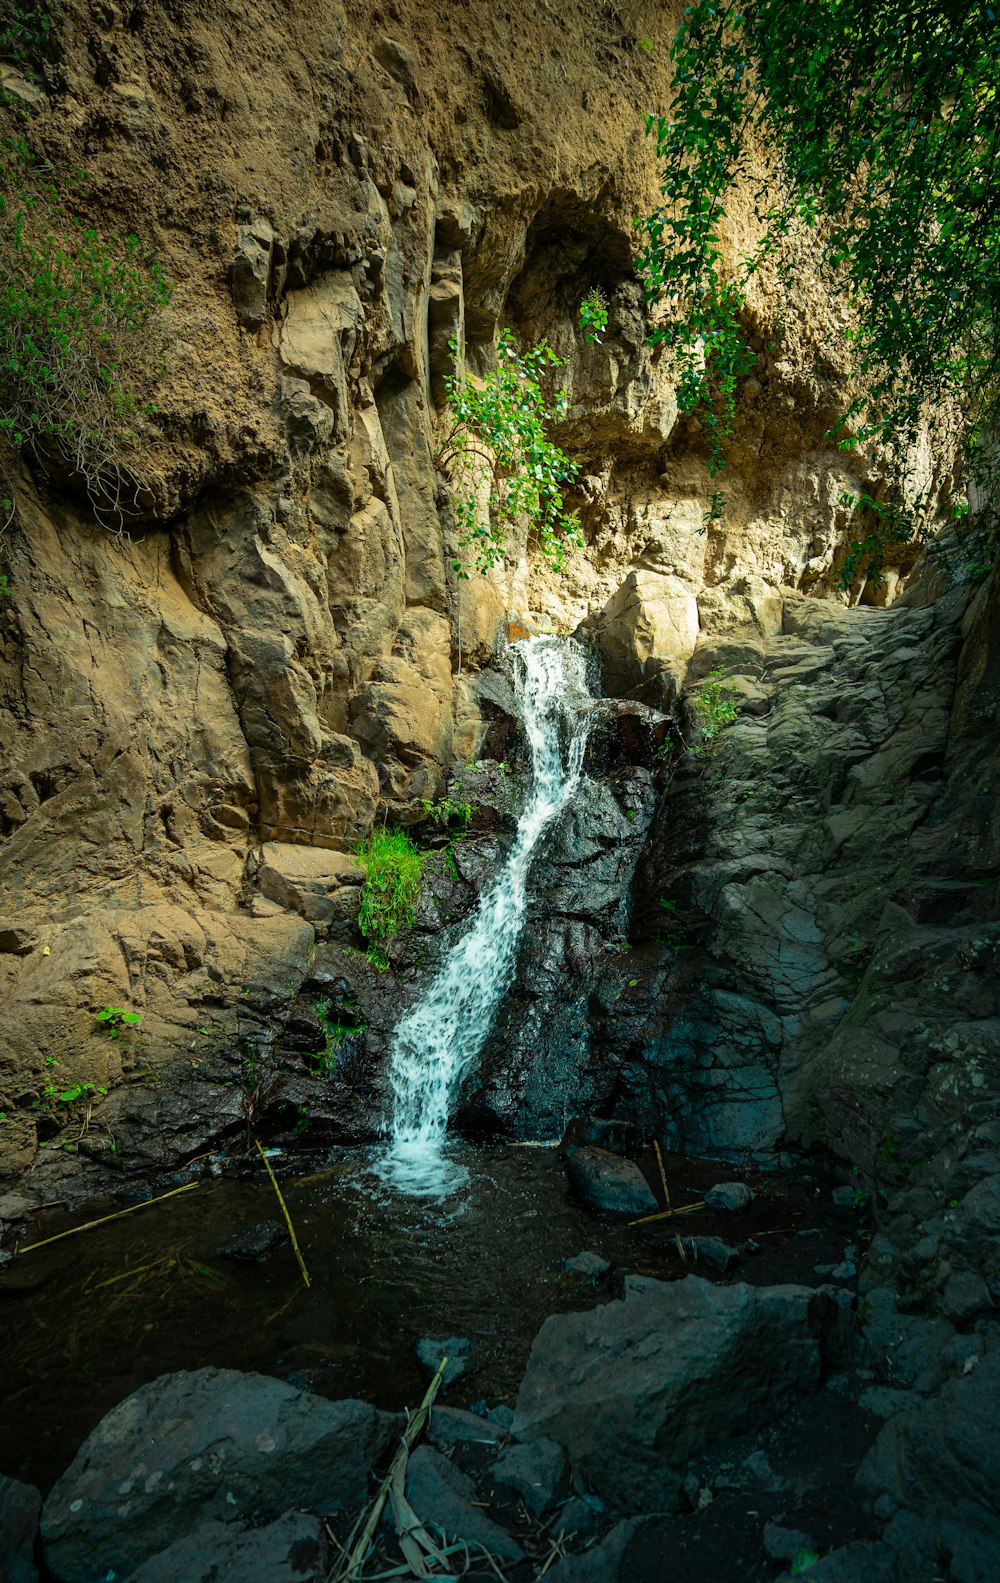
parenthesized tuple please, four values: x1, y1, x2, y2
(383, 637, 594, 1196)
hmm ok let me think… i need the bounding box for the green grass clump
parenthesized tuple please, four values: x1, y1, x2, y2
(355, 828, 425, 967)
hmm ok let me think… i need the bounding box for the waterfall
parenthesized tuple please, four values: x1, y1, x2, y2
(383, 636, 595, 1196)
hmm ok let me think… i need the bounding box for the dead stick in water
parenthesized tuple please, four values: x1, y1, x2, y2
(627, 1200, 706, 1228)
(17, 1181, 200, 1255)
(653, 1139, 671, 1208)
(256, 1140, 311, 1290)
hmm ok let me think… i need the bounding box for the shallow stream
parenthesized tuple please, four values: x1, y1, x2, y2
(0, 1142, 852, 1494)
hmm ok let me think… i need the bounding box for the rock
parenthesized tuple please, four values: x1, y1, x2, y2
(514, 1277, 834, 1515)
(128, 1511, 329, 1582)
(42, 1369, 393, 1583)
(544, 1516, 675, 1583)
(416, 1336, 474, 1388)
(832, 1186, 863, 1208)
(493, 1437, 568, 1516)
(563, 1251, 611, 1281)
(779, 1541, 897, 1582)
(217, 1219, 285, 1262)
(564, 1147, 658, 1217)
(683, 1235, 741, 1275)
(257, 843, 364, 931)
(940, 1269, 991, 1323)
(764, 1522, 816, 1562)
(0, 1475, 41, 1583)
(230, 220, 274, 329)
(556, 1494, 605, 1540)
(404, 1446, 523, 1563)
(561, 1117, 644, 1159)
(705, 1181, 755, 1213)
(859, 1349, 1000, 1539)
(0, 1195, 34, 1222)
(587, 570, 700, 708)
(487, 1405, 516, 1432)
(427, 1407, 506, 1452)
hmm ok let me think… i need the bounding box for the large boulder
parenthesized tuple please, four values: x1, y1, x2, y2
(586, 570, 699, 708)
(514, 1277, 836, 1514)
(42, 1369, 394, 1583)
(564, 1146, 658, 1216)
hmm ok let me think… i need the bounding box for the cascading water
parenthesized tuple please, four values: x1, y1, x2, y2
(384, 636, 595, 1196)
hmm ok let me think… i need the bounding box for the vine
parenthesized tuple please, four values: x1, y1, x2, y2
(636, 0, 1000, 585)
(436, 330, 582, 577)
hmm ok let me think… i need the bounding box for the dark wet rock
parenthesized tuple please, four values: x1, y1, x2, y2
(0, 1194, 34, 1222)
(561, 1117, 644, 1160)
(564, 1147, 658, 1217)
(858, 1348, 1000, 1542)
(128, 1511, 329, 1583)
(832, 1186, 863, 1208)
(493, 1436, 568, 1516)
(404, 1446, 523, 1563)
(427, 1406, 506, 1452)
(42, 1368, 393, 1583)
(514, 1276, 837, 1515)
(0, 1475, 41, 1583)
(487, 1404, 516, 1432)
(940, 1269, 992, 1323)
(764, 1522, 816, 1562)
(544, 1516, 675, 1583)
(778, 1540, 897, 1582)
(563, 1250, 611, 1281)
(705, 1181, 755, 1213)
(416, 1336, 474, 1388)
(683, 1235, 741, 1275)
(217, 1219, 285, 1262)
(557, 1494, 605, 1541)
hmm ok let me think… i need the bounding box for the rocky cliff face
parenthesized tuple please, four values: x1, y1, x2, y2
(0, 0, 970, 1186)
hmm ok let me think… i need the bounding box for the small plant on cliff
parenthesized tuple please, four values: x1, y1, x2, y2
(0, 3, 50, 73)
(354, 827, 425, 968)
(0, 137, 171, 525)
(578, 286, 609, 344)
(436, 330, 582, 577)
(686, 667, 738, 753)
(95, 1006, 142, 1038)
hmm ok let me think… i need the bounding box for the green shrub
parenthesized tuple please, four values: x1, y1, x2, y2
(687, 668, 738, 752)
(0, 137, 170, 524)
(354, 827, 425, 967)
(0, 4, 50, 73)
(436, 329, 582, 577)
(578, 286, 609, 344)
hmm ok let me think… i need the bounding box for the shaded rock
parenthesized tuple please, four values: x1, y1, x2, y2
(217, 1219, 285, 1263)
(561, 1117, 644, 1159)
(683, 1235, 741, 1275)
(0, 1475, 41, 1583)
(563, 1251, 611, 1281)
(564, 1147, 658, 1217)
(416, 1336, 474, 1388)
(0, 1195, 34, 1222)
(705, 1181, 755, 1213)
(940, 1269, 991, 1324)
(128, 1511, 329, 1582)
(42, 1368, 392, 1583)
(404, 1446, 523, 1563)
(514, 1276, 833, 1515)
(493, 1437, 568, 1516)
(859, 1349, 1000, 1540)
(832, 1186, 863, 1208)
(544, 1516, 675, 1583)
(427, 1407, 506, 1452)
(487, 1405, 515, 1432)
(779, 1540, 898, 1582)
(556, 1494, 605, 1541)
(764, 1522, 816, 1562)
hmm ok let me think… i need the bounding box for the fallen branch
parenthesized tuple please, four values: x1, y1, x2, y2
(256, 1139, 311, 1290)
(627, 1200, 706, 1228)
(16, 1181, 200, 1255)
